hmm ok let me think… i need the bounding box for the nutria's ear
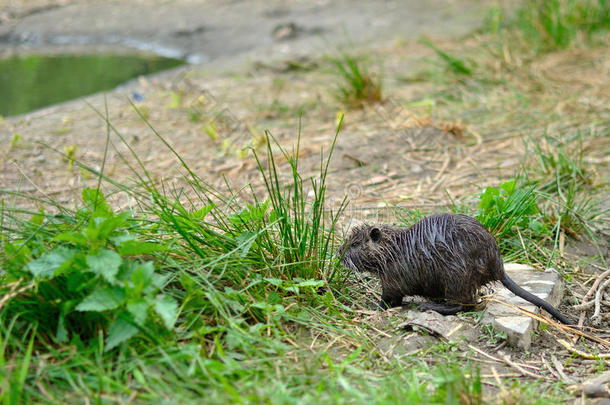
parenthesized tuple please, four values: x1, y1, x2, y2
(370, 227, 382, 243)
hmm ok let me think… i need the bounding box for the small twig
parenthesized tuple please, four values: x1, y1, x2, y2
(491, 366, 508, 396)
(541, 355, 561, 381)
(578, 269, 610, 330)
(592, 278, 610, 323)
(516, 228, 530, 263)
(0, 279, 35, 310)
(482, 372, 518, 379)
(433, 153, 450, 181)
(573, 300, 596, 311)
(501, 354, 548, 380)
(469, 344, 542, 375)
(558, 339, 610, 359)
(368, 324, 393, 338)
(429, 174, 445, 193)
(468, 344, 502, 364)
(445, 323, 464, 338)
(551, 354, 575, 384)
(342, 153, 366, 166)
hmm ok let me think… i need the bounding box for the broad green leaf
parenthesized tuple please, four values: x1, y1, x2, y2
(76, 286, 125, 312)
(500, 180, 516, 194)
(116, 240, 164, 256)
(82, 188, 110, 215)
(264, 277, 283, 287)
(56, 314, 68, 343)
(86, 249, 122, 283)
(105, 316, 139, 351)
(236, 231, 256, 257)
(296, 280, 325, 288)
(29, 208, 45, 226)
(477, 187, 499, 211)
(154, 295, 178, 329)
(131, 262, 155, 294)
(251, 302, 285, 314)
(127, 299, 150, 326)
(284, 286, 300, 294)
(27, 247, 77, 279)
(97, 211, 131, 240)
(54, 232, 88, 246)
(150, 273, 168, 291)
(109, 233, 136, 245)
(180, 273, 195, 292)
(191, 204, 215, 220)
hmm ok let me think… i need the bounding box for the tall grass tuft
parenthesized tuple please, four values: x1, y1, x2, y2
(328, 53, 382, 108)
(525, 132, 605, 242)
(253, 119, 347, 280)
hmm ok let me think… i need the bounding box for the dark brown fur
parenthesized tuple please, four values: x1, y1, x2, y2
(339, 213, 573, 324)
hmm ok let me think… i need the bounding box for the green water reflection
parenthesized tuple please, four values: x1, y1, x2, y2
(0, 54, 184, 116)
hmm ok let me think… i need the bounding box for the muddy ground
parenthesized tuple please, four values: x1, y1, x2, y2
(0, 0, 485, 64)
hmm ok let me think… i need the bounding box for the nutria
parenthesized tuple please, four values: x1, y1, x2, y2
(338, 213, 573, 325)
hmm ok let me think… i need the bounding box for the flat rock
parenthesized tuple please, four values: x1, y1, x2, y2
(481, 262, 565, 350)
(398, 310, 478, 343)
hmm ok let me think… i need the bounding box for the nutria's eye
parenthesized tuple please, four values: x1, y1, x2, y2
(351, 241, 360, 248)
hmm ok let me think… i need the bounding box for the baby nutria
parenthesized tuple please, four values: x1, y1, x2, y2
(339, 213, 573, 325)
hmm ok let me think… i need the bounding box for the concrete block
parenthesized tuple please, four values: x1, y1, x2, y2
(481, 262, 565, 350)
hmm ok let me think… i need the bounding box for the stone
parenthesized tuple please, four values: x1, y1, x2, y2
(481, 262, 565, 350)
(398, 310, 478, 343)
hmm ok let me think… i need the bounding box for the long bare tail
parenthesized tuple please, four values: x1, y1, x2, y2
(501, 275, 574, 325)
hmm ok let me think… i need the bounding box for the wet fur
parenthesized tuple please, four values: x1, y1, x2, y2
(339, 213, 573, 324)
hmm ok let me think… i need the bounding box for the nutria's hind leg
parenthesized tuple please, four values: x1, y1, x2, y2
(417, 302, 468, 315)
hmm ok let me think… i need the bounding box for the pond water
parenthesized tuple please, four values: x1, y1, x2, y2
(0, 53, 184, 116)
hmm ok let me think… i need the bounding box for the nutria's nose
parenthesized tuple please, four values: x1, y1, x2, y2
(335, 244, 346, 259)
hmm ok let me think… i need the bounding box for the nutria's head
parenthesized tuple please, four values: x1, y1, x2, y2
(338, 224, 396, 274)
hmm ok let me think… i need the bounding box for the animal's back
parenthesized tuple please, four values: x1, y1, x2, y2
(394, 213, 504, 303)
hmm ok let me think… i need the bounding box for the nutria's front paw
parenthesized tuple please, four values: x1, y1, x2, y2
(375, 300, 390, 310)
(379, 295, 403, 310)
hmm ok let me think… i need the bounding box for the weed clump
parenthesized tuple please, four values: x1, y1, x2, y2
(1, 188, 176, 351)
(328, 53, 382, 108)
(525, 132, 603, 237)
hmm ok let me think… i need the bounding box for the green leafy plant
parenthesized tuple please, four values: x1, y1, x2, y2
(1, 188, 176, 351)
(476, 179, 546, 248)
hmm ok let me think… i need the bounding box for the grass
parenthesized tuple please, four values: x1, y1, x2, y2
(485, 0, 609, 53)
(327, 52, 382, 108)
(523, 131, 607, 238)
(419, 38, 474, 76)
(0, 112, 505, 403)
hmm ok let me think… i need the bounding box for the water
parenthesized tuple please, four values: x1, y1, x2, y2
(0, 53, 184, 116)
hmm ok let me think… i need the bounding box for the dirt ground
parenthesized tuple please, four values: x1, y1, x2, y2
(0, 0, 485, 64)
